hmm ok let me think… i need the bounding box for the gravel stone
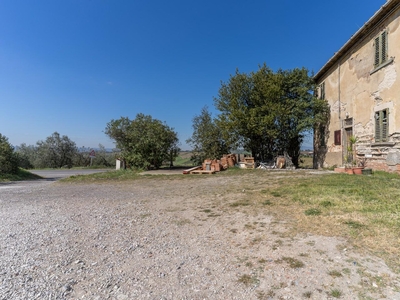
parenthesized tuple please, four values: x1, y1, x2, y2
(1, 175, 399, 299)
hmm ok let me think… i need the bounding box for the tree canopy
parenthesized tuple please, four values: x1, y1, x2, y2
(0, 133, 19, 174)
(105, 113, 179, 169)
(35, 132, 78, 168)
(214, 64, 328, 166)
(186, 106, 229, 165)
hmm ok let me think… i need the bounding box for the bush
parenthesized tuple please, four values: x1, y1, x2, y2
(0, 133, 19, 174)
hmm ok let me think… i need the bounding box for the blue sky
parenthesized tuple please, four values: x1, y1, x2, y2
(0, 0, 386, 150)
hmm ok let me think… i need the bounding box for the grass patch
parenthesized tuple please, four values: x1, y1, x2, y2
(329, 288, 342, 298)
(0, 168, 42, 182)
(230, 199, 251, 207)
(261, 200, 273, 206)
(237, 274, 259, 286)
(343, 220, 365, 229)
(328, 270, 343, 278)
(276, 257, 304, 268)
(304, 208, 322, 216)
(61, 169, 142, 182)
(256, 171, 400, 272)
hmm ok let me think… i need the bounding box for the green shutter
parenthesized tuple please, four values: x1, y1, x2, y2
(375, 109, 389, 142)
(381, 31, 387, 64)
(382, 109, 388, 142)
(375, 111, 381, 142)
(374, 36, 380, 67)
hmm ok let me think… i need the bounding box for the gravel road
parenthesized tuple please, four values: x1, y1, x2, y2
(1, 173, 399, 299)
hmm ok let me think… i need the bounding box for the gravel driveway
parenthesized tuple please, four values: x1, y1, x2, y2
(1, 172, 399, 299)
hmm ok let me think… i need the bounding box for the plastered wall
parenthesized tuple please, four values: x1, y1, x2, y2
(318, 7, 400, 171)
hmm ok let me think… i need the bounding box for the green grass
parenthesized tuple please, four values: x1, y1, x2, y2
(260, 171, 400, 271)
(0, 168, 43, 182)
(172, 151, 194, 167)
(329, 288, 342, 298)
(60, 169, 142, 182)
(276, 257, 304, 268)
(237, 274, 259, 286)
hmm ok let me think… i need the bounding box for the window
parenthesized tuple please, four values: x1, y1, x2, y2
(334, 130, 341, 145)
(375, 109, 389, 142)
(374, 31, 388, 67)
(320, 82, 325, 100)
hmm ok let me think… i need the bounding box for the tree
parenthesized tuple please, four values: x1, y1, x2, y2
(214, 64, 328, 167)
(105, 114, 180, 169)
(186, 106, 229, 165)
(0, 133, 19, 174)
(36, 132, 78, 168)
(15, 143, 36, 169)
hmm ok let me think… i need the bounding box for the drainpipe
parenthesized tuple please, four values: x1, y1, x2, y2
(339, 62, 344, 166)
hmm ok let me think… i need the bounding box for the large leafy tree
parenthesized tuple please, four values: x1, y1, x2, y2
(105, 114, 179, 169)
(36, 132, 78, 168)
(0, 133, 19, 174)
(186, 106, 229, 165)
(214, 64, 328, 167)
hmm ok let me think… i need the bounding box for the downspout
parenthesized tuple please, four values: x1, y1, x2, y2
(338, 61, 343, 166)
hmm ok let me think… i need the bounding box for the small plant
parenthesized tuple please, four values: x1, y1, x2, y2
(305, 208, 322, 216)
(328, 270, 343, 278)
(262, 200, 273, 205)
(330, 288, 342, 298)
(357, 156, 367, 168)
(343, 220, 364, 229)
(238, 274, 259, 286)
(303, 291, 312, 298)
(230, 199, 250, 207)
(320, 200, 333, 207)
(276, 257, 304, 268)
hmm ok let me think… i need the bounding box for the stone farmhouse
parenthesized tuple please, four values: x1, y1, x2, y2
(314, 0, 400, 172)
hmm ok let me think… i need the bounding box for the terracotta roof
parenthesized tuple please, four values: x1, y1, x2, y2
(314, 0, 400, 82)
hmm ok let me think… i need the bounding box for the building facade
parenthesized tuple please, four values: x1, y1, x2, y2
(314, 0, 400, 172)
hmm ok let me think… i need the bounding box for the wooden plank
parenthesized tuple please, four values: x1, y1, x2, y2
(183, 166, 202, 174)
(190, 170, 216, 174)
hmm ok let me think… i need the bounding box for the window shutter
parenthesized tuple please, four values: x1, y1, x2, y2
(375, 109, 389, 142)
(381, 31, 387, 64)
(375, 111, 381, 142)
(382, 109, 388, 142)
(374, 36, 380, 67)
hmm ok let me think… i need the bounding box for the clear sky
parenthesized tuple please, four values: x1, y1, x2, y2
(0, 0, 386, 150)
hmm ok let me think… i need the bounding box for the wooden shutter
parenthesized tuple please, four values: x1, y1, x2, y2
(375, 111, 381, 142)
(374, 36, 380, 67)
(375, 109, 389, 142)
(334, 130, 341, 145)
(382, 109, 388, 142)
(381, 31, 387, 64)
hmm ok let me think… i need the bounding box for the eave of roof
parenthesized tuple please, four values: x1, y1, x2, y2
(314, 0, 400, 82)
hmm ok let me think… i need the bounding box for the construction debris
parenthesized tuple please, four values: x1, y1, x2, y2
(183, 154, 236, 175)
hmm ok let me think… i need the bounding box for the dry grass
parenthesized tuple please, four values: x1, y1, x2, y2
(255, 171, 400, 272)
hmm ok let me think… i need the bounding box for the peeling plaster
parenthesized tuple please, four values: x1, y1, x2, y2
(331, 100, 347, 114)
(370, 64, 397, 101)
(378, 64, 397, 90)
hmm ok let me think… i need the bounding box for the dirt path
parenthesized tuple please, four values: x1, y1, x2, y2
(0, 172, 399, 299)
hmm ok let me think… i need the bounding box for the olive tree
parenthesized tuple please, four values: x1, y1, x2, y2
(35, 132, 78, 168)
(105, 114, 179, 169)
